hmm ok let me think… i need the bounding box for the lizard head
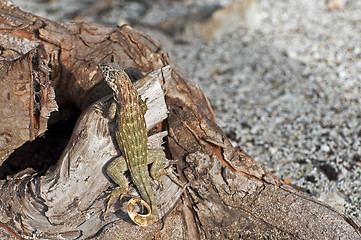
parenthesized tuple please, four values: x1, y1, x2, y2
(98, 62, 123, 94)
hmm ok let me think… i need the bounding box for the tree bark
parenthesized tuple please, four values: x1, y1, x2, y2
(0, 1, 360, 239)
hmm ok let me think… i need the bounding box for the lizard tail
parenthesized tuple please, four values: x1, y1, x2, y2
(128, 198, 156, 226)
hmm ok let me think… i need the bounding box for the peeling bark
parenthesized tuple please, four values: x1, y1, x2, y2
(0, 44, 57, 164)
(0, 1, 360, 239)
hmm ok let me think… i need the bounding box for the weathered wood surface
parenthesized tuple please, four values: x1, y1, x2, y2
(0, 0, 360, 239)
(0, 44, 57, 165)
(1, 66, 181, 239)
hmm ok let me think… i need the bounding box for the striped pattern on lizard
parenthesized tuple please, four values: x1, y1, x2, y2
(99, 62, 179, 226)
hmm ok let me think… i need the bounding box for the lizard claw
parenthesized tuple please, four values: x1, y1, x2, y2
(164, 166, 184, 188)
(156, 179, 164, 191)
(93, 102, 105, 114)
(102, 186, 128, 220)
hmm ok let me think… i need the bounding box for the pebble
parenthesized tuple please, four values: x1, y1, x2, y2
(321, 144, 330, 153)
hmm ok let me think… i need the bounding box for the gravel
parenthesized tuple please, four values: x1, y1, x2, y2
(12, 0, 361, 223)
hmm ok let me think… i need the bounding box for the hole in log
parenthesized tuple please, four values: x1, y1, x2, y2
(0, 106, 80, 179)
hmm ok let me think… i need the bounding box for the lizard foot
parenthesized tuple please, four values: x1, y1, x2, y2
(164, 166, 186, 188)
(93, 102, 105, 114)
(102, 185, 128, 220)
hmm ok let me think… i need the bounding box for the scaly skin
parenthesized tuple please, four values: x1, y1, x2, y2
(99, 62, 164, 226)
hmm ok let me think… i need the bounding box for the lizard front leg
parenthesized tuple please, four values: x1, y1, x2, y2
(103, 156, 129, 219)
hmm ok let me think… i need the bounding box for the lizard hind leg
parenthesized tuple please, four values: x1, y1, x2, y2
(148, 149, 184, 189)
(128, 198, 156, 226)
(103, 156, 129, 219)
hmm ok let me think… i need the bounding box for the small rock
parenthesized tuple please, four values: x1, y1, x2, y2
(269, 146, 278, 155)
(318, 192, 345, 213)
(305, 175, 316, 183)
(117, 18, 128, 27)
(245, 142, 254, 149)
(318, 164, 338, 181)
(159, 0, 261, 42)
(283, 178, 292, 184)
(321, 144, 330, 153)
(327, 0, 347, 10)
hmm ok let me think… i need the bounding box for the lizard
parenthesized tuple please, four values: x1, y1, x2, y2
(98, 62, 182, 226)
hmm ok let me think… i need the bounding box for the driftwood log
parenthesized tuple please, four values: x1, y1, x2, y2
(0, 1, 360, 239)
